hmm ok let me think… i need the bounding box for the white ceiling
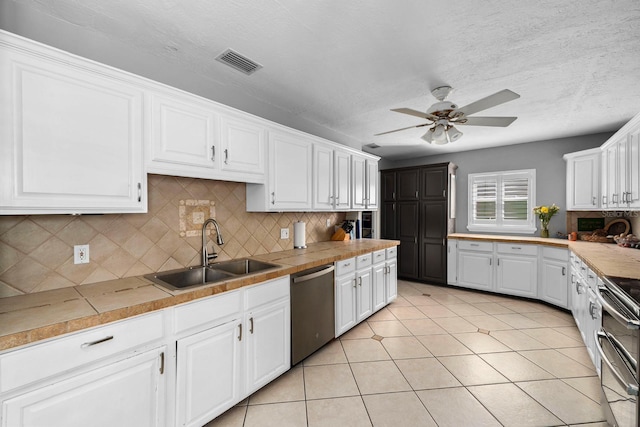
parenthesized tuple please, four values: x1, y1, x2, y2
(7, 0, 640, 160)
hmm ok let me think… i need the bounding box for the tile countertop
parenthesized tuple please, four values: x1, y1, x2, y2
(449, 233, 640, 280)
(0, 239, 399, 352)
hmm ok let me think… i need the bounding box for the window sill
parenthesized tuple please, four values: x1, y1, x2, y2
(467, 225, 537, 234)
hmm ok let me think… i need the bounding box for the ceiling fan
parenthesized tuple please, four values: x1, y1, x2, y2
(375, 86, 520, 145)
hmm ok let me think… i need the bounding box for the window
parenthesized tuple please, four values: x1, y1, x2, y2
(467, 169, 536, 233)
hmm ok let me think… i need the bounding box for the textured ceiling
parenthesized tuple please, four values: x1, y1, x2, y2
(5, 0, 640, 160)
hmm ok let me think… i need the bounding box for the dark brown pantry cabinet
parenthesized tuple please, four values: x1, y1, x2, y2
(380, 163, 456, 285)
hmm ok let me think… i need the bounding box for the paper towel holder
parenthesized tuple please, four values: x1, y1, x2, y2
(293, 221, 307, 249)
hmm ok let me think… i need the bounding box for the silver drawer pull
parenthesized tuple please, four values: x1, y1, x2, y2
(470, 243, 480, 247)
(511, 246, 521, 250)
(81, 336, 114, 349)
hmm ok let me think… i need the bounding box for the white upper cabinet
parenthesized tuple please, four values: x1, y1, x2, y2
(246, 128, 313, 211)
(0, 32, 146, 214)
(312, 144, 352, 211)
(563, 148, 600, 210)
(219, 112, 266, 176)
(351, 155, 378, 210)
(147, 91, 220, 172)
(146, 88, 266, 184)
(600, 112, 640, 210)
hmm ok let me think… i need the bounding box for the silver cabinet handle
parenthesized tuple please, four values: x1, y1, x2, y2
(238, 323, 243, 341)
(592, 196, 596, 205)
(137, 183, 142, 202)
(81, 336, 113, 349)
(589, 302, 599, 320)
(224, 148, 229, 164)
(562, 267, 566, 276)
(353, 278, 357, 288)
(249, 317, 254, 334)
(211, 145, 215, 161)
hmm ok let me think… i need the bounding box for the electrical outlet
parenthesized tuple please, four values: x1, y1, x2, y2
(280, 228, 289, 239)
(326, 219, 331, 227)
(74, 244, 90, 264)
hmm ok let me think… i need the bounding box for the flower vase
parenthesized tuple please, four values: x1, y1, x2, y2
(540, 220, 550, 238)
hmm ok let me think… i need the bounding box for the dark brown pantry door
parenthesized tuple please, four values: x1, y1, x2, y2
(397, 201, 419, 279)
(420, 200, 447, 283)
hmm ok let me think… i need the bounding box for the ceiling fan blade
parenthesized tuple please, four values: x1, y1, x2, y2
(374, 122, 430, 136)
(391, 108, 438, 121)
(458, 116, 518, 127)
(457, 89, 520, 116)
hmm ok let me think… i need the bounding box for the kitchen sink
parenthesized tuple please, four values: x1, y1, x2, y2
(145, 259, 280, 291)
(209, 259, 279, 275)
(145, 266, 234, 291)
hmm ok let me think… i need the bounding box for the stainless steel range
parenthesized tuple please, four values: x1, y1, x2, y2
(596, 276, 640, 427)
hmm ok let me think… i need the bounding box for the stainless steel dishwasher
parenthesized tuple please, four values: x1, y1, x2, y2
(290, 264, 335, 365)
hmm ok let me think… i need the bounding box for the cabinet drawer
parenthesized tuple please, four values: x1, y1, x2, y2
(458, 240, 493, 252)
(335, 257, 356, 276)
(174, 290, 242, 335)
(542, 247, 569, 261)
(0, 311, 164, 393)
(373, 250, 386, 264)
(356, 253, 372, 269)
(245, 276, 289, 310)
(496, 243, 537, 256)
(386, 247, 397, 259)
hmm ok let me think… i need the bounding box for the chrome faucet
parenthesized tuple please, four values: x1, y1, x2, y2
(202, 218, 224, 266)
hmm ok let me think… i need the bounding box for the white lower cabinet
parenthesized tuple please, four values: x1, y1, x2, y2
(447, 240, 458, 285)
(174, 277, 290, 427)
(0, 312, 166, 427)
(539, 247, 569, 308)
(457, 241, 494, 292)
(3, 348, 165, 427)
(335, 249, 398, 337)
(176, 320, 241, 427)
(495, 244, 537, 298)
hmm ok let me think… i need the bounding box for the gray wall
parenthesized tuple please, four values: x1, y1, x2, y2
(381, 133, 613, 236)
(0, 1, 362, 151)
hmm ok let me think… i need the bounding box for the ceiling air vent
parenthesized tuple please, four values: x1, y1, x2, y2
(365, 143, 381, 149)
(215, 48, 263, 75)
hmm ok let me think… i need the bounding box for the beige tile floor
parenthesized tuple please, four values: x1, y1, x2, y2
(206, 279, 607, 427)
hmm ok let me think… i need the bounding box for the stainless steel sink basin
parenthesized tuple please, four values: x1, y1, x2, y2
(145, 259, 280, 291)
(209, 259, 279, 275)
(145, 266, 234, 291)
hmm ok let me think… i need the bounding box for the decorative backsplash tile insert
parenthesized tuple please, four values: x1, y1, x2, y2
(0, 175, 346, 296)
(179, 199, 216, 237)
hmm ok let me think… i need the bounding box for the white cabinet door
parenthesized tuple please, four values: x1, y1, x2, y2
(313, 144, 334, 210)
(496, 255, 537, 298)
(148, 92, 218, 171)
(626, 131, 640, 208)
(564, 149, 600, 210)
(385, 258, 398, 303)
(447, 240, 458, 285)
(603, 142, 619, 208)
(268, 130, 313, 210)
(176, 321, 242, 427)
(0, 42, 145, 214)
(244, 299, 290, 395)
(372, 263, 387, 312)
(351, 155, 366, 209)
(334, 150, 352, 210)
(457, 251, 493, 291)
(540, 259, 569, 308)
(219, 114, 266, 175)
(3, 348, 164, 427)
(366, 160, 379, 209)
(335, 274, 357, 337)
(356, 268, 373, 322)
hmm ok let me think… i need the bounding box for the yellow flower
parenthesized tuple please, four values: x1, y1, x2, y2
(541, 206, 549, 214)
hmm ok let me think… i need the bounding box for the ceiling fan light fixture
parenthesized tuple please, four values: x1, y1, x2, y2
(421, 129, 434, 143)
(432, 124, 448, 145)
(446, 125, 463, 142)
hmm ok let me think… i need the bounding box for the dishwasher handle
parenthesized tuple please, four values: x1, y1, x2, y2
(293, 265, 335, 284)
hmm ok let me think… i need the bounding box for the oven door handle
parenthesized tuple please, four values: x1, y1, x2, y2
(596, 285, 640, 330)
(595, 329, 639, 396)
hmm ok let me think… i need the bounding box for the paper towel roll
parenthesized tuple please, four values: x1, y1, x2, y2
(293, 221, 306, 248)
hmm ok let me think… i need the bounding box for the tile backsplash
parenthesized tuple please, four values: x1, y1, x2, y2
(0, 175, 345, 297)
(566, 210, 639, 235)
